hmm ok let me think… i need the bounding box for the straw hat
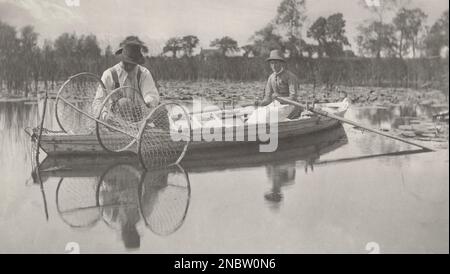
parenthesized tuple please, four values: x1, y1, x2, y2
(266, 50, 286, 62)
(115, 41, 145, 65)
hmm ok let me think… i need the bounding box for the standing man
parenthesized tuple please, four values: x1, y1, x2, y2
(255, 50, 303, 119)
(93, 39, 160, 121)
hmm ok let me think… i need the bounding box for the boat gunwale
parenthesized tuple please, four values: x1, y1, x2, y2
(38, 101, 349, 141)
(35, 100, 349, 155)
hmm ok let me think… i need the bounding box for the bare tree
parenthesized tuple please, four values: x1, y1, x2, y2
(250, 23, 285, 56)
(307, 13, 350, 57)
(210, 36, 239, 56)
(275, 0, 307, 56)
(181, 35, 199, 57)
(19, 26, 39, 96)
(424, 10, 449, 57)
(393, 8, 427, 58)
(356, 21, 397, 58)
(163, 37, 183, 58)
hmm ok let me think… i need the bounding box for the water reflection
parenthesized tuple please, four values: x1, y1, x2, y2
(34, 125, 348, 248)
(353, 104, 448, 129)
(52, 163, 190, 250)
(261, 129, 344, 209)
(2, 99, 444, 252)
(264, 162, 296, 209)
(181, 125, 348, 172)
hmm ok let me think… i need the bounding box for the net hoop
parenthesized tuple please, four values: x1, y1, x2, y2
(136, 102, 192, 169)
(55, 72, 106, 133)
(95, 86, 149, 153)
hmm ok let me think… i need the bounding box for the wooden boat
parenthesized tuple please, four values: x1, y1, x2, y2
(30, 99, 350, 156)
(35, 125, 348, 182)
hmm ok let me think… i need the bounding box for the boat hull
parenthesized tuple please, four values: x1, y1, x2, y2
(36, 101, 349, 156)
(36, 124, 348, 181)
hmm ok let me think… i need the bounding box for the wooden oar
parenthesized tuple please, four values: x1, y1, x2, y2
(276, 97, 434, 152)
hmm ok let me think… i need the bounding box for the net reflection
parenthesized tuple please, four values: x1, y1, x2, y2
(35, 124, 351, 247)
(54, 162, 190, 250)
(56, 177, 101, 228)
(139, 167, 190, 236)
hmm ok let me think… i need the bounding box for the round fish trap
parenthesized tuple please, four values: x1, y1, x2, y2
(137, 102, 191, 169)
(96, 86, 152, 153)
(55, 72, 105, 134)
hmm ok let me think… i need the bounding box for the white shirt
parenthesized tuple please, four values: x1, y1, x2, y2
(93, 62, 160, 116)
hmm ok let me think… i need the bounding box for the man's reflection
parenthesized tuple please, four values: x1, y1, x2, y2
(97, 164, 142, 250)
(264, 162, 296, 210)
(264, 152, 319, 210)
(56, 163, 191, 250)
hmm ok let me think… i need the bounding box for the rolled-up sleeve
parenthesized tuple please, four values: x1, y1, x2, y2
(140, 67, 160, 108)
(92, 70, 112, 118)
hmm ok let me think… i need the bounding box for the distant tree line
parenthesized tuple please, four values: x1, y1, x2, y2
(161, 0, 448, 59)
(0, 0, 448, 97)
(0, 21, 118, 96)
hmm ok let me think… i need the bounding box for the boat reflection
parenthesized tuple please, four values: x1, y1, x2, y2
(54, 164, 190, 250)
(181, 124, 348, 172)
(33, 125, 349, 249)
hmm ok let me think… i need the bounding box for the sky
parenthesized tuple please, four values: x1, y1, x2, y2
(0, 0, 448, 55)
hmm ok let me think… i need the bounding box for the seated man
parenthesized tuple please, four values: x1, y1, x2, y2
(93, 39, 160, 122)
(255, 50, 303, 119)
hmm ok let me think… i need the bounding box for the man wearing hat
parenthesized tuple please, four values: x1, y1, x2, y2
(93, 39, 159, 120)
(255, 49, 302, 119)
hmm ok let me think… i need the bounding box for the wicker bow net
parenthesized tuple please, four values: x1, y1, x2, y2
(55, 72, 105, 134)
(137, 102, 191, 169)
(55, 73, 192, 169)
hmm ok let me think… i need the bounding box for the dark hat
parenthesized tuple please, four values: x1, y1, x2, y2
(266, 49, 286, 62)
(115, 41, 145, 65)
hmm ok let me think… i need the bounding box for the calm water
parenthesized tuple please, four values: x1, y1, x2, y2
(0, 101, 448, 253)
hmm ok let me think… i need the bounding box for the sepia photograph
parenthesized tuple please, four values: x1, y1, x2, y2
(0, 0, 448, 257)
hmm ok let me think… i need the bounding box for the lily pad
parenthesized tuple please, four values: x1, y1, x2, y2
(401, 131, 416, 138)
(398, 125, 413, 131)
